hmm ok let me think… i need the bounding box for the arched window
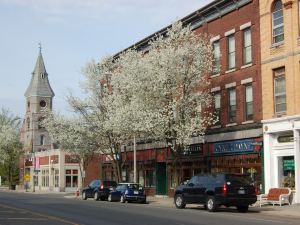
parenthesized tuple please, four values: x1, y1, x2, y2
(272, 0, 284, 43)
(40, 135, 44, 145)
(27, 118, 30, 130)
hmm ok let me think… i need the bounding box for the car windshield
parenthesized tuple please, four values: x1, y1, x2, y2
(127, 184, 141, 190)
(226, 175, 252, 186)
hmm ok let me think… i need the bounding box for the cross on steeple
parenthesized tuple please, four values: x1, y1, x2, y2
(38, 42, 42, 53)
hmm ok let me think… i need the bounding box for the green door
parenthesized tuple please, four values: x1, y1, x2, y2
(156, 162, 167, 195)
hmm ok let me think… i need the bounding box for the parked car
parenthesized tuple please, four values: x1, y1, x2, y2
(82, 179, 117, 201)
(174, 173, 257, 212)
(107, 183, 146, 203)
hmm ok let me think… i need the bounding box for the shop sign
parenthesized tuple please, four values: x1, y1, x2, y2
(183, 144, 203, 156)
(283, 159, 294, 171)
(213, 139, 255, 155)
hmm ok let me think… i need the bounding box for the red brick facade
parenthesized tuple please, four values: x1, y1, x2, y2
(101, 0, 263, 197)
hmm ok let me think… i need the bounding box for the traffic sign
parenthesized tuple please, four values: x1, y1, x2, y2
(24, 174, 30, 182)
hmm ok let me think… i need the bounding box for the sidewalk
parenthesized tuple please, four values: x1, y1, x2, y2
(147, 196, 300, 219)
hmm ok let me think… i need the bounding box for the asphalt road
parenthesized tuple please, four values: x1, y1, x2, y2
(0, 191, 298, 225)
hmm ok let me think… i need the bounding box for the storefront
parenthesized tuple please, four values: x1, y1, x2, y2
(208, 138, 263, 193)
(21, 149, 82, 192)
(263, 115, 300, 203)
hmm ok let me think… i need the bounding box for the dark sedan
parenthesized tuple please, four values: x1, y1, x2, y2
(108, 183, 146, 203)
(82, 179, 117, 201)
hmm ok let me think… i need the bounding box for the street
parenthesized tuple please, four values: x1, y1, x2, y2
(0, 191, 299, 225)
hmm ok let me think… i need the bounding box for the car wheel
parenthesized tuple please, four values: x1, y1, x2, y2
(120, 195, 125, 203)
(94, 192, 99, 201)
(237, 205, 249, 213)
(206, 196, 218, 212)
(82, 191, 87, 200)
(108, 194, 112, 202)
(174, 194, 186, 209)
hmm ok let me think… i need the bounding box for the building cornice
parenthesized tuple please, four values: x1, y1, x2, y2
(113, 0, 252, 58)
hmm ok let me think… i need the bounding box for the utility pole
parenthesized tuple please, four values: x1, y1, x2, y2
(134, 135, 137, 183)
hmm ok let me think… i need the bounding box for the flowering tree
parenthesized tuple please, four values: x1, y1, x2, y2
(43, 22, 214, 186)
(110, 22, 215, 185)
(0, 108, 22, 188)
(42, 59, 126, 183)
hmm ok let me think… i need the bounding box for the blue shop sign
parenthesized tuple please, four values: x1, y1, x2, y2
(213, 139, 255, 155)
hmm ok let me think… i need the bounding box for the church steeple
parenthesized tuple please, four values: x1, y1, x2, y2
(20, 45, 54, 153)
(24, 47, 55, 98)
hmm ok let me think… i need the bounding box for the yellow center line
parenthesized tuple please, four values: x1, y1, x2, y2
(0, 203, 81, 225)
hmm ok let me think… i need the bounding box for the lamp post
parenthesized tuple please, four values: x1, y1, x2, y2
(133, 135, 137, 183)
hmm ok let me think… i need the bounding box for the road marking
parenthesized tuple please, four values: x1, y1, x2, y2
(0, 218, 47, 220)
(0, 203, 80, 225)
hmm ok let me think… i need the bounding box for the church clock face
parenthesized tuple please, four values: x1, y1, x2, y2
(40, 100, 47, 108)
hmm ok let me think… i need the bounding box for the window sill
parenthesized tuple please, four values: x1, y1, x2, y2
(225, 69, 236, 74)
(211, 125, 221, 129)
(211, 73, 220, 78)
(273, 112, 286, 118)
(241, 63, 252, 69)
(271, 41, 284, 48)
(242, 120, 254, 125)
(226, 123, 237, 127)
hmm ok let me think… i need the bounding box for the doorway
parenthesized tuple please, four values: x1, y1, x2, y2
(156, 162, 167, 195)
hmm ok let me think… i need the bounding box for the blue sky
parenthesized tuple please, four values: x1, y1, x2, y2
(0, 0, 213, 118)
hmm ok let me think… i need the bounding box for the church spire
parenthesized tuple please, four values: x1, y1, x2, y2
(24, 45, 55, 98)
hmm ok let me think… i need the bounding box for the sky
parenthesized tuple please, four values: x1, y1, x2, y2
(0, 0, 213, 118)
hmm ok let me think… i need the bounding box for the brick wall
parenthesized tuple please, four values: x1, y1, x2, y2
(195, 0, 262, 128)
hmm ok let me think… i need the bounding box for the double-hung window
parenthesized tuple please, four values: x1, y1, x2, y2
(243, 28, 252, 65)
(228, 35, 235, 70)
(272, 0, 284, 43)
(274, 68, 286, 114)
(212, 41, 220, 74)
(214, 92, 221, 125)
(245, 85, 253, 121)
(228, 88, 236, 123)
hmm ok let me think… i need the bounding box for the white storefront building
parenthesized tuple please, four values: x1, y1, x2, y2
(263, 115, 300, 204)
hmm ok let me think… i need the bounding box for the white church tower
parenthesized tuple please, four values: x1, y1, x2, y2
(21, 46, 55, 153)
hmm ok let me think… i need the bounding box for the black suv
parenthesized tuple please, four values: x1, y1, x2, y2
(174, 173, 257, 212)
(82, 180, 117, 201)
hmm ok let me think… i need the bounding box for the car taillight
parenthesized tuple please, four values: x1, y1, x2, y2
(222, 183, 227, 195)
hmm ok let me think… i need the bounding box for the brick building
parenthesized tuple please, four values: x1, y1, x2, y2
(260, 0, 300, 203)
(102, 0, 263, 196)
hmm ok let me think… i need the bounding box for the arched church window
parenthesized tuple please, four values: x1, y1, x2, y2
(40, 135, 44, 146)
(27, 118, 30, 130)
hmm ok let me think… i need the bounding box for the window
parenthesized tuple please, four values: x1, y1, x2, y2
(213, 92, 221, 125)
(212, 41, 220, 74)
(42, 169, 49, 187)
(54, 169, 59, 187)
(274, 68, 286, 114)
(65, 169, 78, 188)
(40, 135, 44, 145)
(145, 170, 155, 187)
(228, 35, 235, 70)
(272, 0, 284, 43)
(228, 88, 236, 123)
(243, 28, 252, 64)
(27, 118, 30, 130)
(245, 85, 253, 121)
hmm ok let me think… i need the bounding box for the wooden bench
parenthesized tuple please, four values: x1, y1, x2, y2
(259, 188, 291, 207)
